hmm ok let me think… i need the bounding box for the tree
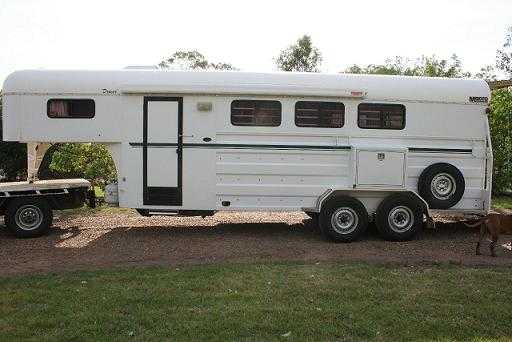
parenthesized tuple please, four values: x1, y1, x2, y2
(420, 54, 471, 78)
(346, 56, 419, 76)
(159, 50, 236, 70)
(489, 89, 512, 193)
(474, 65, 497, 82)
(276, 35, 322, 72)
(0, 142, 27, 181)
(496, 26, 512, 77)
(490, 26, 512, 193)
(49, 143, 117, 189)
(345, 55, 471, 78)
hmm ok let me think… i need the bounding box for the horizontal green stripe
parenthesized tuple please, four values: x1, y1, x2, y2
(408, 147, 472, 153)
(129, 143, 351, 150)
(130, 143, 472, 153)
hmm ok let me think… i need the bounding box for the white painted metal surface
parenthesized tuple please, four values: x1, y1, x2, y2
(146, 100, 179, 188)
(0, 179, 90, 192)
(1, 69, 492, 215)
(356, 150, 406, 187)
(2, 70, 488, 103)
(104, 183, 119, 205)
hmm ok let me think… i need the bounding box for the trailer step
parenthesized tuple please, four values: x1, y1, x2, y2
(136, 209, 215, 217)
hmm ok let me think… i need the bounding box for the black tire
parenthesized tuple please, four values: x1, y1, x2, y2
(418, 163, 465, 209)
(375, 193, 424, 241)
(320, 196, 369, 242)
(303, 211, 320, 232)
(5, 198, 53, 238)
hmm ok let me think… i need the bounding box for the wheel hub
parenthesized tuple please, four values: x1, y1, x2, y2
(388, 206, 414, 233)
(331, 207, 359, 234)
(430, 173, 456, 200)
(15, 205, 43, 231)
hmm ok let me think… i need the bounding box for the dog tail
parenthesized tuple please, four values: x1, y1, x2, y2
(464, 218, 485, 228)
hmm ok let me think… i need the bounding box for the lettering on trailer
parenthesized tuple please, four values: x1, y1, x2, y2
(102, 88, 118, 95)
(469, 96, 488, 103)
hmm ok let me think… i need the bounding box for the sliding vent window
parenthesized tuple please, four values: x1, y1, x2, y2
(358, 103, 405, 129)
(231, 100, 281, 126)
(47, 99, 95, 118)
(295, 101, 345, 128)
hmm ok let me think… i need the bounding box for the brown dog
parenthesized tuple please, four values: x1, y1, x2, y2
(465, 212, 512, 257)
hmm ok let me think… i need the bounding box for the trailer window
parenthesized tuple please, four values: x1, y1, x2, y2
(295, 101, 344, 128)
(358, 103, 405, 129)
(47, 99, 95, 119)
(231, 100, 281, 126)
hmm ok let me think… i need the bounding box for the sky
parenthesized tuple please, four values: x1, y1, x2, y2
(0, 0, 511, 84)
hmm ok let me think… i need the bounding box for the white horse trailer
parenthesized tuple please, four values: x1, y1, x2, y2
(1, 70, 492, 241)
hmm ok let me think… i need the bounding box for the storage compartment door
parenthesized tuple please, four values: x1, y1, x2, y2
(356, 150, 405, 187)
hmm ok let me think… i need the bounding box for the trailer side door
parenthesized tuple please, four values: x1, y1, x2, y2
(143, 97, 183, 206)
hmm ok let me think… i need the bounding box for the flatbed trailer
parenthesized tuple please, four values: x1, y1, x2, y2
(0, 179, 91, 237)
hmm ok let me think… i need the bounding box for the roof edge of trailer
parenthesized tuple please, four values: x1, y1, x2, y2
(2, 69, 491, 104)
(119, 83, 368, 98)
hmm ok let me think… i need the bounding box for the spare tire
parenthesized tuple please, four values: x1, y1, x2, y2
(418, 163, 465, 209)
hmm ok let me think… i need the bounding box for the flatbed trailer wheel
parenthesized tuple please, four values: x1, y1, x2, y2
(375, 193, 424, 241)
(320, 196, 369, 242)
(5, 198, 53, 238)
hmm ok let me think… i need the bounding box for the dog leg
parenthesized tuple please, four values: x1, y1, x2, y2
(490, 235, 498, 257)
(476, 224, 484, 255)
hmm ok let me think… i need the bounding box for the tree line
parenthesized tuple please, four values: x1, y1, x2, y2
(0, 27, 511, 193)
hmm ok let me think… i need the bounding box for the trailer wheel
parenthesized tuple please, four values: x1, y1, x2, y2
(375, 193, 424, 241)
(5, 198, 53, 238)
(320, 196, 369, 242)
(418, 163, 465, 209)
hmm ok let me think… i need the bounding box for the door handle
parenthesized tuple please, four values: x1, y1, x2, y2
(179, 134, 194, 138)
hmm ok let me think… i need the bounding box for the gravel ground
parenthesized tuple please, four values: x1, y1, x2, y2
(1, 210, 511, 276)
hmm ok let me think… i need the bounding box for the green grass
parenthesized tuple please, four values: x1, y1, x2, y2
(492, 195, 512, 210)
(1, 262, 511, 341)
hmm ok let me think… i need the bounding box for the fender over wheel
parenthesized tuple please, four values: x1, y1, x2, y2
(320, 196, 369, 242)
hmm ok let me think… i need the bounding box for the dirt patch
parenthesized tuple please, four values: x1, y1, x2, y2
(1, 211, 511, 276)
